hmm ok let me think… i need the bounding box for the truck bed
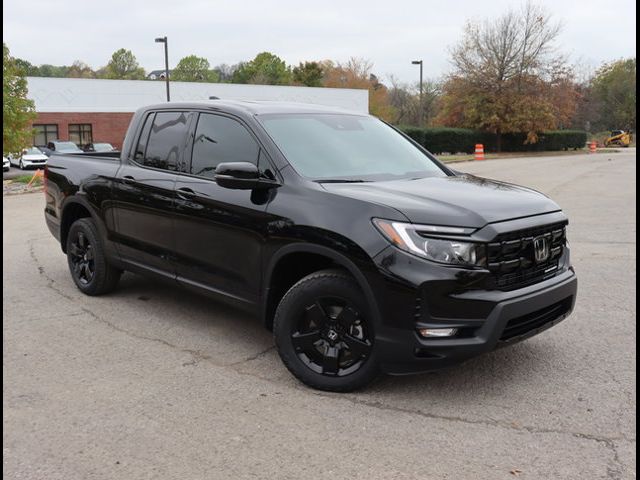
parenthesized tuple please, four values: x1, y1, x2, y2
(45, 152, 123, 225)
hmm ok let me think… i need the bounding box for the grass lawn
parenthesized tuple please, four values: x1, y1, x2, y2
(11, 174, 43, 185)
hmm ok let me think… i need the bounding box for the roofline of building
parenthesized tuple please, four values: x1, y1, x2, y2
(26, 76, 369, 114)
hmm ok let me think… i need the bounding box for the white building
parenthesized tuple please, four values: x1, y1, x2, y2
(27, 77, 369, 148)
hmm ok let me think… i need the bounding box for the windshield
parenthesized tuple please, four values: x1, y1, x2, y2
(56, 142, 82, 152)
(259, 114, 447, 181)
(25, 147, 43, 155)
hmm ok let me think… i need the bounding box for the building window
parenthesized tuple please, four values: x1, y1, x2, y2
(69, 124, 93, 149)
(33, 124, 59, 147)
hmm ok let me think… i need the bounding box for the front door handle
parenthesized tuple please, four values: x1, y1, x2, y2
(176, 187, 197, 199)
(122, 175, 135, 184)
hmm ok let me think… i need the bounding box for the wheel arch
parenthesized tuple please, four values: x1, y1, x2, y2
(59, 196, 106, 254)
(262, 243, 381, 331)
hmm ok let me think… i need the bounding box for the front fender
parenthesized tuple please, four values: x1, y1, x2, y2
(262, 242, 383, 330)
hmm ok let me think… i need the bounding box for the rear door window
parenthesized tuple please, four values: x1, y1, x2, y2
(134, 113, 154, 162)
(141, 112, 190, 171)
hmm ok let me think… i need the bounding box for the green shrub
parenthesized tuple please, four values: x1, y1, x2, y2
(539, 130, 587, 150)
(398, 126, 477, 154)
(422, 128, 477, 154)
(397, 125, 425, 145)
(397, 126, 587, 153)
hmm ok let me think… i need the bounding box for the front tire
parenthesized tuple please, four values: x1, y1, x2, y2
(274, 269, 379, 392)
(66, 218, 121, 295)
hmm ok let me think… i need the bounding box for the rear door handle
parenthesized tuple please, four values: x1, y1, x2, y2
(122, 175, 135, 184)
(176, 187, 197, 199)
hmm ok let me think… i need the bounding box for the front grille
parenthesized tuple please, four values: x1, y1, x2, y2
(414, 296, 422, 321)
(500, 297, 573, 341)
(487, 222, 566, 290)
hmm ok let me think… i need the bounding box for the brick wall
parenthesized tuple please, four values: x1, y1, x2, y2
(31, 112, 134, 150)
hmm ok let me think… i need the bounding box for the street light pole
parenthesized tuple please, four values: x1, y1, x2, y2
(412, 60, 423, 126)
(155, 36, 170, 102)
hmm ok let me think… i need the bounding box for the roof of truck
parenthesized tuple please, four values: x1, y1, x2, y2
(138, 100, 368, 116)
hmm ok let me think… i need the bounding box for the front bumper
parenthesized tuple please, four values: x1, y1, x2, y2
(21, 160, 48, 168)
(370, 246, 577, 375)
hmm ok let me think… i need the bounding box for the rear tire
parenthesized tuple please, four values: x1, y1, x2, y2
(274, 269, 379, 392)
(66, 218, 121, 295)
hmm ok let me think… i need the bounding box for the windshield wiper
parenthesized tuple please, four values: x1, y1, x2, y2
(315, 179, 371, 183)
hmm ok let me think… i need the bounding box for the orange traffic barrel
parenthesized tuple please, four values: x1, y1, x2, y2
(589, 141, 597, 153)
(474, 144, 485, 160)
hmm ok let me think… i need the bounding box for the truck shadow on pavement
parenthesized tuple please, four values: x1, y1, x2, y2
(113, 272, 564, 397)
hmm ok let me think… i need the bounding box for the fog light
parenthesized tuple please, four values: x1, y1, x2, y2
(418, 328, 458, 338)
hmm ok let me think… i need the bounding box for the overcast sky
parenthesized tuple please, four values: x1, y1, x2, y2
(3, 0, 636, 84)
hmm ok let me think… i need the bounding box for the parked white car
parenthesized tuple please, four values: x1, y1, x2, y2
(86, 142, 116, 152)
(3, 156, 9, 172)
(11, 147, 48, 169)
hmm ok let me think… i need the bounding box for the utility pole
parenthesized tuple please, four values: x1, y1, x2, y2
(412, 60, 423, 126)
(155, 36, 170, 102)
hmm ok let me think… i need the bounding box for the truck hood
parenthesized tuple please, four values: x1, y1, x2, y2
(321, 174, 561, 228)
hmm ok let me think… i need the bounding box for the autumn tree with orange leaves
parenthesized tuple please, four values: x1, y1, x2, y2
(322, 58, 396, 122)
(436, 2, 579, 150)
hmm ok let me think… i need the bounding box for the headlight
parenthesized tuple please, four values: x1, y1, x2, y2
(373, 219, 486, 267)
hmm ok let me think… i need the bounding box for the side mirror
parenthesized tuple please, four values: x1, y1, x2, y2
(215, 162, 278, 190)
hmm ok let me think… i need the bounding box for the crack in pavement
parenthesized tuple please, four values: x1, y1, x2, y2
(28, 240, 75, 301)
(25, 235, 636, 476)
(227, 345, 276, 366)
(78, 305, 276, 368)
(27, 238, 275, 370)
(69, 299, 640, 453)
(602, 439, 624, 480)
(312, 391, 636, 443)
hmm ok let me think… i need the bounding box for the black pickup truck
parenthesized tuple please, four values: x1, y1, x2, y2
(44, 101, 577, 391)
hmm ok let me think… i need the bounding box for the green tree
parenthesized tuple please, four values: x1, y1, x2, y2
(591, 58, 636, 131)
(37, 64, 70, 77)
(232, 52, 291, 85)
(3, 44, 36, 155)
(292, 61, 324, 87)
(172, 55, 219, 82)
(67, 60, 96, 78)
(212, 63, 239, 82)
(101, 48, 145, 80)
(14, 58, 38, 76)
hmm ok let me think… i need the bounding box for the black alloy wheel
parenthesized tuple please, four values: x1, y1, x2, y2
(66, 218, 121, 295)
(292, 296, 372, 376)
(68, 230, 95, 285)
(274, 269, 380, 392)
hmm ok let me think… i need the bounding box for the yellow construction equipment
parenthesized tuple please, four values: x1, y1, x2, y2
(604, 130, 632, 147)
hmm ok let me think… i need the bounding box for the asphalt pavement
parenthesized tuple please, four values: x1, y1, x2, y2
(3, 150, 636, 479)
(3, 166, 32, 180)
